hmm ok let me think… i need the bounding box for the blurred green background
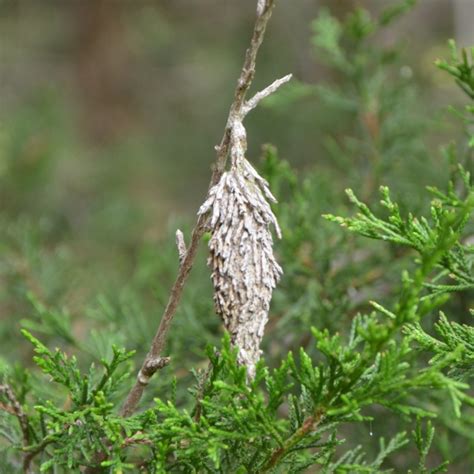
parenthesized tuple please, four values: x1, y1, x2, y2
(0, 0, 467, 223)
(0, 0, 470, 367)
(1, 1, 474, 470)
(0, 0, 471, 384)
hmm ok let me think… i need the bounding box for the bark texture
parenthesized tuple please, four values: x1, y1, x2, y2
(199, 125, 282, 378)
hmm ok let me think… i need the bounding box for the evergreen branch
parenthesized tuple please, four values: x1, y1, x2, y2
(120, 0, 290, 418)
(22, 438, 55, 474)
(260, 408, 325, 472)
(192, 361, 214, 423)
(258, 180, 474, 472)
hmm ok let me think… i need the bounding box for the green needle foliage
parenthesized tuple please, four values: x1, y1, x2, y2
(1, 3, 474, 473)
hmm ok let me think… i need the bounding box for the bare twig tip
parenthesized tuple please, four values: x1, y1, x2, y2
(242, 73, 293, 116)
(175, 229, 187, 264)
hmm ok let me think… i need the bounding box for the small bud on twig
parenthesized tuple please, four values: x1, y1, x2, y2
(175, 229, 187, 264)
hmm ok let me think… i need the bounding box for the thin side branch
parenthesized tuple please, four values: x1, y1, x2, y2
(22, 438, 55, 473)
(0, 384, 30, 446)
(260, 409, 325, 472)
(120, 0, 284, 419)
(175, 229, 187, 264)
(192, 361, 214, 423)
(120, 222, 207, 417)
(242, 73, 292, 115)
(0, 384, 33, 473)
(214, 0, 277, 177)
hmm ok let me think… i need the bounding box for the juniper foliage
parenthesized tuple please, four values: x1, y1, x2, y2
(1, 3, 474, 474)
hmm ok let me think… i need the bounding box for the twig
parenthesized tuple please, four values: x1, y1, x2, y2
(260, 409, 325, 472)
(22, 438, 55, 473)
(0, 385, 29, 445)
(120, 221, 207, 418)
(193, 360, 214, 423)
(242, 73, 292, 115)
(0, 401, 17, 416)
(120, 0, 290, 419)
(0, 384, 33, 473)
(175, 229, 187, 264)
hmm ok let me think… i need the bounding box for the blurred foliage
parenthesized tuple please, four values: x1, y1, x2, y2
(0, 1, 473, 473)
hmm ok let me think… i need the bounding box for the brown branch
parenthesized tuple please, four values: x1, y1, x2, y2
(0, 401, 17, 416)
(260, 408, 325, 472)
(119, 0, 279, 419)
(0, 385, 30, 445)
(22, 438, 55, 473)
(0, 384, 33, 473)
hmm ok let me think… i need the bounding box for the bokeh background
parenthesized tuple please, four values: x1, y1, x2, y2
(1, 1, 474, 470)
(1, 0, 472, 225)
(1, 0, 470, 305)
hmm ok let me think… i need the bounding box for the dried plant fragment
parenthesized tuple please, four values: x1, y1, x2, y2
(199, 133, 282, 378)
